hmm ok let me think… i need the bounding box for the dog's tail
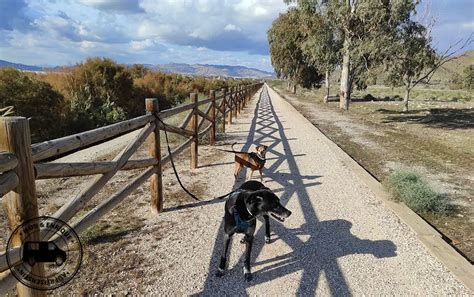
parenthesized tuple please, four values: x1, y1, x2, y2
(215, 142, 246, 154)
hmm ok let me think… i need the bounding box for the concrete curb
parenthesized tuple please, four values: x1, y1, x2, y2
(267, 84, 474, 292)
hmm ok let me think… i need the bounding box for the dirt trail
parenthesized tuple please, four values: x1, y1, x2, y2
(6, 85, 469, 295)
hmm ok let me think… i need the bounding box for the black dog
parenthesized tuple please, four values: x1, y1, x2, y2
(216, 180, 291, 281)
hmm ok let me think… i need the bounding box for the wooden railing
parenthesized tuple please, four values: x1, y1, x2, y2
(0, 83, 263, 296)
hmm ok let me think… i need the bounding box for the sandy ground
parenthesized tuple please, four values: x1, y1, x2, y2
(3, 85, 470, 295)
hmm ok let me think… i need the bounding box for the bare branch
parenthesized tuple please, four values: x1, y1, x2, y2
(411, 33, 473, 88)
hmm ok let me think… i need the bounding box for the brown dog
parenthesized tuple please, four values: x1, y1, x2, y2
(218, 143, 268, 181)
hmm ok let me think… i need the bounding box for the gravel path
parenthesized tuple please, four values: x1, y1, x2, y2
(52, 85, 471, 295)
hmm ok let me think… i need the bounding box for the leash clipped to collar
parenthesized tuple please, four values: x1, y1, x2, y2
(152, 113, 234, 201)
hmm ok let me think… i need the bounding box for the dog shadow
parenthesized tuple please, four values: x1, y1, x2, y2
(195, 218, 396, 295)
(251, 219, 396, 286)
(195, 86, 397, 295)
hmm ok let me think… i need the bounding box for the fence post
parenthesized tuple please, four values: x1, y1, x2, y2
(145, 98, 163, 214)
(190, 93, 198, 169)
(237, 86, 241, 116)
(228, 88, 233, 124)
(221, 88, 226, 132)
(239, 86, 244, 112)
(209, 89, 216, 145)
(244, 86, 247, 106)
(0, 117, 46, 297)
(233, 87, 238, 118)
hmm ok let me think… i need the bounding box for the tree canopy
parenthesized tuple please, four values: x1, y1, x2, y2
(276, 0, 420, 109)
(384, 20, 437, 111)
(268, 8, 324, 91)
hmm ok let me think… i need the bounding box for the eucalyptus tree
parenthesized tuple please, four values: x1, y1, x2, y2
(285, 0, 417, 110)
(386, 23, 472, 111)
(267, 8, 323, 93)
(385, 21, 436, 111)
(300, 11, 341, 102)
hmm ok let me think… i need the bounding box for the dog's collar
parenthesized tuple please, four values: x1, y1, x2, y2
(249, 152, 266, 166)
(245, 203, 255, 217)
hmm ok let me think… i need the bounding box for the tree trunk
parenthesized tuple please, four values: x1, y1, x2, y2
(324, 68, 330, 103)
(339, 37, 351, 110)
(403, 87, 410, 112)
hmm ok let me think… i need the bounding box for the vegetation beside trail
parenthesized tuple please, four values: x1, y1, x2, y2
(269, 79, 473, 261)
(0, 57, 251, 143)
(384, 171, 448, 214)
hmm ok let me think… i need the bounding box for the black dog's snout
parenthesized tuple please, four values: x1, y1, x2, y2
(272, 205, 291, 220)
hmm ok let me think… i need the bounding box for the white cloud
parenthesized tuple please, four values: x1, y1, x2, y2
(224, 24, 242, 32)
(130, 38, 165, 51)
(461, 21, 474, 29)
(79, 0, 145, 13)
(79, 40, 98, 50)
(254, 6, 269, 17)
(1, 0, 288, 71)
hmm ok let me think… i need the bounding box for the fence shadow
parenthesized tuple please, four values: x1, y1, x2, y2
(195, 86, 397, 295)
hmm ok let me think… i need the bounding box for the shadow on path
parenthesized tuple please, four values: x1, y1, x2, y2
(195, 86, 397, 295)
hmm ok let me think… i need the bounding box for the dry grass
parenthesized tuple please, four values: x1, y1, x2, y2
(269, 79, 474, 261)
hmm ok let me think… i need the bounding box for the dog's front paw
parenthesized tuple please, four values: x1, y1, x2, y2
(244, 272, 253, 282)
(265, 236, 271, 244)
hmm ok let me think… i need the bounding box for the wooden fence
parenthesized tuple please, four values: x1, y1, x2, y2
(0, 83, 263, 296)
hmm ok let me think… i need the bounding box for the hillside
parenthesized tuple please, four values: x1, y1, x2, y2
(0, 59, 274, 78)
(153, 63, 274, 78)
(0, 59, 43, 71)
(431, 50, 474, 83)
(350, 50, 474, 87)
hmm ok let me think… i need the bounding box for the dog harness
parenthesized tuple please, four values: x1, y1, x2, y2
(233, 208, 250, 232)
(249, 152, 265, 165)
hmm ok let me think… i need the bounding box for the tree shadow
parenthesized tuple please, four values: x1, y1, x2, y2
(376, 108, 428, 115)
(382, 108, 474, 129)
(326, 95, 403, 102)
(195, 86, 397, 295)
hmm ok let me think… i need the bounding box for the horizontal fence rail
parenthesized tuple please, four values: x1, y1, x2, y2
(0, 82, 263, 296)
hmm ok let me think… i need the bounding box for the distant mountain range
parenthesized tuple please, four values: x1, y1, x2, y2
(151, 63, 274, 78)
(0, 59, 275, 78)
(0, 60, 44, 71)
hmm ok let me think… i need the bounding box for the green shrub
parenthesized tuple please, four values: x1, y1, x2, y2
(0, 68, 66, 142)
(448, 73, 463, 90)
(384, 170, 448, 214)
(463, 65, 474, 90)
(3, 57, 253, 142)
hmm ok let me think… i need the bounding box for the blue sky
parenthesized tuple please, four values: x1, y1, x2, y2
(0, 0, 472, 72)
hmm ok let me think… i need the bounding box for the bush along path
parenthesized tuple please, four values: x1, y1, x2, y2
(48, 85, 470, 295)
